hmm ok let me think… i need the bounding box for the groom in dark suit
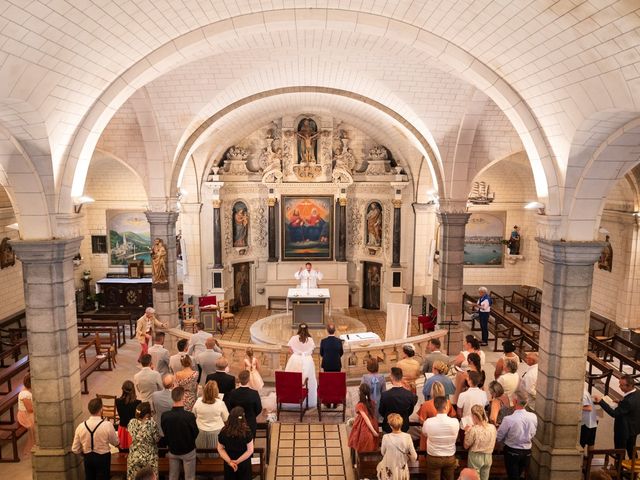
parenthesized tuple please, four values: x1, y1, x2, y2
(224, 370, 262, 438)
(320, 323, 344, 409)
(596, 374, 640, 458)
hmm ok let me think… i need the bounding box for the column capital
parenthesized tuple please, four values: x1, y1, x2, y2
(436, 211, 471, 226)
(339, 197, 347, 207)
(536, 238, 605, 265)
(12, 237, 82, 263)
(179, 202, 202, 214)
(267, 197, 277, 207)
(392, 199, 402, 208)
(412, 202, 436, 214)
(212, 199, 221, 208)
(145, 210, 179, 225)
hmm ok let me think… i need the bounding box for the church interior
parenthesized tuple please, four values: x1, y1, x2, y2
(0, 1, 640, 479)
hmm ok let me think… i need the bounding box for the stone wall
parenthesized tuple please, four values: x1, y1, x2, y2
(0, 186, 24, 318)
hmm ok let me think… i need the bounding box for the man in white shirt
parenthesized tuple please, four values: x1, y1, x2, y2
(294, 262, 323, 289)
(134, 354, 163, 402)
(148, 332, 170, 376)
(169, 338, 189, 375)
(423, 396, 460, 479)
(72, 397, 119, 480)
(457, 371, 488, 428)
(187, 322, 212, 357)
(196, 337, 223, 385)
(519, 352, 538, 408)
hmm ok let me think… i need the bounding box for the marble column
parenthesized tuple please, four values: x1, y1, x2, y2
(436, 211, 470, 355)
(212, 200, 223, 268)
(336, 197, 347, 262)
(531, 239, 604, 480)
(391, 199, 402, 267)
(12, 237, 83, 479)
(145, 211, 180, 328)
(268, 197, 278, 262)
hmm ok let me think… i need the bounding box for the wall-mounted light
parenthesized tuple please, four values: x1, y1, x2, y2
(525, 201, 545, 215)
(73, 195, 95, 213)
(6, 223, 19, 230)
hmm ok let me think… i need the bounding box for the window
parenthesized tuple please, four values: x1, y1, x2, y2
(91, 235, 107, 254)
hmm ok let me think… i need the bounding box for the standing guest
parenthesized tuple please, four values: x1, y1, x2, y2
(496, 391, 538, 480)
(188, 322, 212, 357)
(135, 307, 167, 362)
(127, 402, 160, 480)
(72, 397, 119, 480)
(457, 371, 488, 429)
(116, 380, 141, 451)
(196, 337, 223, 385)
(453, 352, 485, 405)
(423, 361, 456, 401)
(134, 354, 163, 402)
(471, 287, 491, 346)
(348, 383, 380, 453)
(17, 374, 35, 458)
(518, 352, 538, 408)
(361, 357, 386, 420)
(379, 367, 418, 433)
(493, 340, 520, 379)
(192, 380, 229, 450)
(169, 339, 189, 375)
(147, 333, 170, 376)
(284, 323, 318, 408)
(174, 355, 198, 411)
(243, 347, 264, 391)
(581, 388, 598, 450)
(463, 405, 497, 480)
(418, 382, 457, 451)
(150, 374, 173, 439)
(217, 406, 255, 480)
(320, 323, 344, 372)
(487, 381, 513, 427)
(206, 357, 237, 396)
(134, 466, 157, 480)
(595, 374, 640, 458)
(224, 370, 263, 439)
(161, 387, 199, 480)
(422, 396, 460, 480)
(497, 359, 520, 399)
(421, 338, 450, 375)
(376, 413, 417, 480)
(453, 335, 486, 370)
(396, 344, 422, 393)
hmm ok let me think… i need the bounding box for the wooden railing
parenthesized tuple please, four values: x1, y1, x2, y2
(165, 328, 448, 382)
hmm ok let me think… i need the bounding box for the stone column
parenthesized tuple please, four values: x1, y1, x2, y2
(179, 202, 203, 298)
(531, 239, 604, 480)
(145, 211, 180, 327)
(336, 197, 347, 262)
(391, 199, 402, 267)
(212, 200, 223, 269)
(12, 237, 83, 479)
(268, 197, 278, 262)
(436, 211, 470, 355)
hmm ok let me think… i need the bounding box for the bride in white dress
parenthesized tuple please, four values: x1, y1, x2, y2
(284, 323, 318, 408)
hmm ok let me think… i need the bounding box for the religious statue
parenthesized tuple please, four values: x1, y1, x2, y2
(366, 264, 381, 310)
(508, 225, 521, 255)
(598, 235, 613, 272)
(0, 237, 15, 269)
(365, 202, 383, 247)
(150, 238, 168, 285)
(232, 202, 249, 248)
(296, 118, 320, 164)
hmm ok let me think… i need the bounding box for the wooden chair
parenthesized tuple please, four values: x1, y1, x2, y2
(583, 448, 625, 479)
(622, 446, 640, 480)
(417, 309, 437, 333)
(179, 303, 198, 333)
(95, 394, 119, 425)
(275, 371, 309, 422)
(218, 300, 236, 330)
(317, 372, 347, 421)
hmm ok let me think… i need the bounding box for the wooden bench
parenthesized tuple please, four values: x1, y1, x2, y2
(586, 352, 614, 398)
(77, 318, 126, 348)
(0, 356, 29, 394)
(0, 338, 27, 368)
(267, 296, 287, 310)
(79, 336, 109, 394)
(77, 312, 135, 339)
(0, 384, 21, 425)
(0, 422, 28, 462)
(77, 325, 119, 361)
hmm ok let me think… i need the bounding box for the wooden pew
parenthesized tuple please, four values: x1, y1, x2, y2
(0, 382, 27, 462)
(586, 352, 614, 397)
(0, 384, 22, 425)
(0, 356, 28, 394)
(77, 318, 126, 348)
(77, 325, 118, 356)
(0, 338, 27, 368)
(79, 336, 109, 394)
(77, 312, 135, 339)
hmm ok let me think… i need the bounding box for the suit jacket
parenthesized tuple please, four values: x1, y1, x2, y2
(378, 386, 418, 433)
(600, 389, 640, 447)
(224, 386, 262, 437)
(150, 389, 173, 436)
(196, 349, 223, 385)
(134, 367, 163, 402)
(148, 344, 170, 376)
(320, 335, 344, 372)
(421, 351, 451, 374)
(169, 352, 188, 375)
(135, 315, 166, 344)
(205, 371, 236, 396)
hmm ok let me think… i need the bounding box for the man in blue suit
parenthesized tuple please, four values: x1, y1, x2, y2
(320, 323, 344, 408)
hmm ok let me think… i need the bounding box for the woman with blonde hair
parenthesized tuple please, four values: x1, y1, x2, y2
(192, 380, 229, 451)
(376, 413, 417, 480)
(17, 374, 35, 458)
(174, 354, 198, 411)
(244, 347, 264, 391)
(463, 405, 496, 480)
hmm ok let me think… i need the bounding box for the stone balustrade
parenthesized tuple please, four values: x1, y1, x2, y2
(167, 328, 448, 382)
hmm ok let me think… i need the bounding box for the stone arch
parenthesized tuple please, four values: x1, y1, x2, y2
(92, 148, 149, 198)
(61, 8, 557, 216)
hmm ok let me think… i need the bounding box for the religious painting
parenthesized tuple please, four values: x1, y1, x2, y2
(232, 201, 249, 248)
(464, 212, 506, 267)
(363, 262, 381, 310)
(598, 235, 613, 272)
(0, 237, 15, 269)
(233, 262, 252, 308)
(365, 201, 383, 247)
(281, 195, 333, 260)
(107, 210, 151, 267)
(296, 118, 319, 163)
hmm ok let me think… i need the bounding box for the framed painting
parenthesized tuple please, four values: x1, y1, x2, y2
(281, 195, 333, 260)
(107, 210, 152, 267)
(464, 212, 505, 267)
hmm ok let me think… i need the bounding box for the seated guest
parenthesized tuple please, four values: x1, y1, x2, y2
(127, 402, 160, 480)
(147, 332, 170, 376)
(463, 405, 497, 480)
(493, 340, 520, 379)
(496, 391, 537, 480)
(206, 357, 237, 396)
(196, 337, 223, 385)
(161, 387, 199, 480)
(348, 383, 380, 453)
(452, 335, 486, 370)
(169, 338, 189, 375)
(188, 322, 212, 357)
(379, 367, 418, 433)
(418, 381, 456, 451)
(192, 380, 229, 450)
(518, 352, 538, 408)
(421, 338, 450, 375)
(457, 371, 488, 429)
(217, 406, 255, 480)
(422, 396, 460, 480)
(361, 358, 386, 420)
(150, 374, 173, 439)
(487, 381, 513, 427)
(423, 361, 455, 401)
(115, 380, 141, 451)
(497, 358, 520, 399)
(396, 344, 422, 393)
(174, 355, 198, 411)
(224, 370, 262, 439)
(134, 354, 163, 403)
(376, 413, 417, 480)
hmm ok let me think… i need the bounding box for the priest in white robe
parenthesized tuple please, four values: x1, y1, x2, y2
(294, 262, 323, 290)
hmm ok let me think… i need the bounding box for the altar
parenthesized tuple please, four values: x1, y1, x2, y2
(286, 288, 331, 327)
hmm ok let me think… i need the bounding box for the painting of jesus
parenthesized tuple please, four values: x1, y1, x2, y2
(281, 195, 333, 260)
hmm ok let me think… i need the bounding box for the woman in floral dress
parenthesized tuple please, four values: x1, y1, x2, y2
(175, 354, 199, 411)
(126, 402, 160, 480)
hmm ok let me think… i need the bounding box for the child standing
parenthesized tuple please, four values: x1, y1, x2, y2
(376, 413, 417, 480)
(244, 348, 264, 391)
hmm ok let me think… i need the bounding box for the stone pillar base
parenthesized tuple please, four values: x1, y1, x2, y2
(531, 439, 584, 480)
(32, 447, 82, 480)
